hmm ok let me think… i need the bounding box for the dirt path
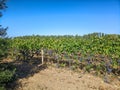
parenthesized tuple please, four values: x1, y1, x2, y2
(16, 67, 120, 90)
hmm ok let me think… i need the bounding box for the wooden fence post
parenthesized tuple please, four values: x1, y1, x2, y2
(41, 49, 44, 64)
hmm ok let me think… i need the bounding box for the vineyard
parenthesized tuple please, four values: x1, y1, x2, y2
(0, 32, 120, 89)
(8, 33, 120, 78)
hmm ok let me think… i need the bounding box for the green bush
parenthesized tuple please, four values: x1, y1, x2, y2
(0, 69, 16, 83)
(0, 38, 10, 60)
(0, 63, 16, 90)
(0, 85, 5, 90)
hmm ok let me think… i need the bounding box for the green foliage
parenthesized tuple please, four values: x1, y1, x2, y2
(0, 69, 16, 83)
(0, 38, 10, 60)
(0, 0, 8, 60)
(60, 63, 66, 67)
(10, 33, 120, 60)
(0, 63, 16, 89)
(0, 85, 5, 90)
(85, 64, 93, 72)
(0, 1, 16, 89)
(8, 33, 120, 78)
(0, 0, 8, 37)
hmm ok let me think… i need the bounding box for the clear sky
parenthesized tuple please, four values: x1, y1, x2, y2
(0, 0, 120, 37)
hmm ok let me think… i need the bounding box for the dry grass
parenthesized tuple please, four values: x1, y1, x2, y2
(2, 58, 120, 90)
(16, 67, 120, 90)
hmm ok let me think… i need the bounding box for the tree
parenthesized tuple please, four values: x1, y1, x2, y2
(0, 0, 7, 16)
(0, 1, 16, 90)
(0, 0, 8, 60)
(0, 0, 8, 38)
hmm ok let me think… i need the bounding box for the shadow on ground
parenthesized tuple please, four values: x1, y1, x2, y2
(5, 57, 47, 90)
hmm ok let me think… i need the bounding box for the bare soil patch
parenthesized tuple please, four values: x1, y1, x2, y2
(16, 67, 120, 90)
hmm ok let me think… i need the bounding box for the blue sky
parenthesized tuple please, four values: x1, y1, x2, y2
(0, 0, 120, 37)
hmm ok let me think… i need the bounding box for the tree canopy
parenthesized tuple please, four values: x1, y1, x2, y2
(0, 0, 8, 37)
